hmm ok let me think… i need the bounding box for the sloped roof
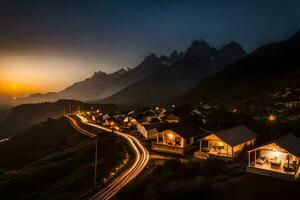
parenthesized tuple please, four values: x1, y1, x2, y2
(215, 125, 257, 147)
(147, 129, 158, 134)
(276, 134, 300, 157)
(166, 114, 180, 121)
(144, 122, 164, 130)
(157, 123, 207, 138)
(143, 110, 156, 117)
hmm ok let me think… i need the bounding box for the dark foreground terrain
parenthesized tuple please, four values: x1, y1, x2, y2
(117, 158, 300, 200)
(0, 117, 132, 200)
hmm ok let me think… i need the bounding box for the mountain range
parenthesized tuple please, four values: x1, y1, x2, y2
(175, 31, 300, 105)
(25, 52, 180, 103)
(6, 31, 300, 109)
(13, 39, 245, 106)
(97, 40, 246, 105)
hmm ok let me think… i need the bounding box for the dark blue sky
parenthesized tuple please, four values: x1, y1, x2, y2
(0, 0, 300, 93)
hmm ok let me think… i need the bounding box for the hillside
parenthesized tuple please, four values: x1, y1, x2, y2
(175, 31, 300, 105)
(98, 40, 246, 105)
(0, 100, 101, 137)
(0, 117, 132, 199)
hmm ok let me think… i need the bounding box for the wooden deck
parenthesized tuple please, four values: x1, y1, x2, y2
(152, 142, 194, 155)
(194, 151, 208, 159)
(247, 166, 296, 181)
(194, 150, 233, 160)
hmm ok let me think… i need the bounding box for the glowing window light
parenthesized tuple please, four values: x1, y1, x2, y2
(167, 132, 174, 140)
(274, 151, 280, 158)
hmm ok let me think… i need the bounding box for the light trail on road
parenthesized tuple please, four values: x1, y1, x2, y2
(66, 114, 150, 200)
(65, 115, 96, 138)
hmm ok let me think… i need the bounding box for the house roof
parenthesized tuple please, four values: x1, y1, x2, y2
(166, 114, 180, 121)
(143, 122, 164, 131)
(157, 123, 207, 138)
(215, 125, 257, 147)
(147, 129, 158, 134)
(275, 134, 300, 157)
(143, 110, 156, 117)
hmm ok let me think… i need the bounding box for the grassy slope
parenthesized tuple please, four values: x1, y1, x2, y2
(0, 117, 132, 200)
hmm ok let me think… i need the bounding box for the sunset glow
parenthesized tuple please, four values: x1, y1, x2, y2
(0, 53, 100, 97)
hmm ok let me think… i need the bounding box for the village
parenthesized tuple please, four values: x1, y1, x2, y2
(78, 103, 300, 182)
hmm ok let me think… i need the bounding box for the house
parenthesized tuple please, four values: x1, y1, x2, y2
(247, 134, 300, 181)
(102, 113, 110, 120)
(143, 110, 158, 122)
(137, 122, 163, 140)
(123, 116, 137, 128)
(165, 114, 180, 123)
(152, 123, 206, 154)
(194, 125, 257, 159)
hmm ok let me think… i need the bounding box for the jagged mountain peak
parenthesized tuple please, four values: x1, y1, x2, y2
(159, 55, 169, 62)
(138, 53, 163, 67)
(92, 70, 107, 78)
(144, 53, 158, 61)
(186, 40, 211, 61)
(222, 41, 245, 53)
(110, 68, 128, 76)
(170, 50, 179, 58)
(219, 41, 246, 59)
(190, 40, 210, 50)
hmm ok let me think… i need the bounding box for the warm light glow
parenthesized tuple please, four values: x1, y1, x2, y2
(0, 53, 101, 97)
(167, 132, 174, 140)
(11, 83, 18, 89)
(0, 80, 37, 97)
(274, 151, 280, 158)
(217, 141, 224, 147)
(268, 114, 277, 122)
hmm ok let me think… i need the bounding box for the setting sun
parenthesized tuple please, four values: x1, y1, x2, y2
(0, 81, 34, 97)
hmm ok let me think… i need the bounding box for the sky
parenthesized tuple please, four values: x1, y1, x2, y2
(0, 0, 300, 97)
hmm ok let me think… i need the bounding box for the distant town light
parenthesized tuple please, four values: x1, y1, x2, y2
(268, 114, 277, 122)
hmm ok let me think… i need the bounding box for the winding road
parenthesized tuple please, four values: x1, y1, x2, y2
(66, 114, 150, 200)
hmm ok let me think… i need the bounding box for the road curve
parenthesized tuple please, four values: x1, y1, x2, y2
(65, 115, 96, 138)
(66, 114, 150, 200)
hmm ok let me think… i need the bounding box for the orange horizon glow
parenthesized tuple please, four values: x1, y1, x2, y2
(0, 80, 39, 97)
(0, 53, 103, 97)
